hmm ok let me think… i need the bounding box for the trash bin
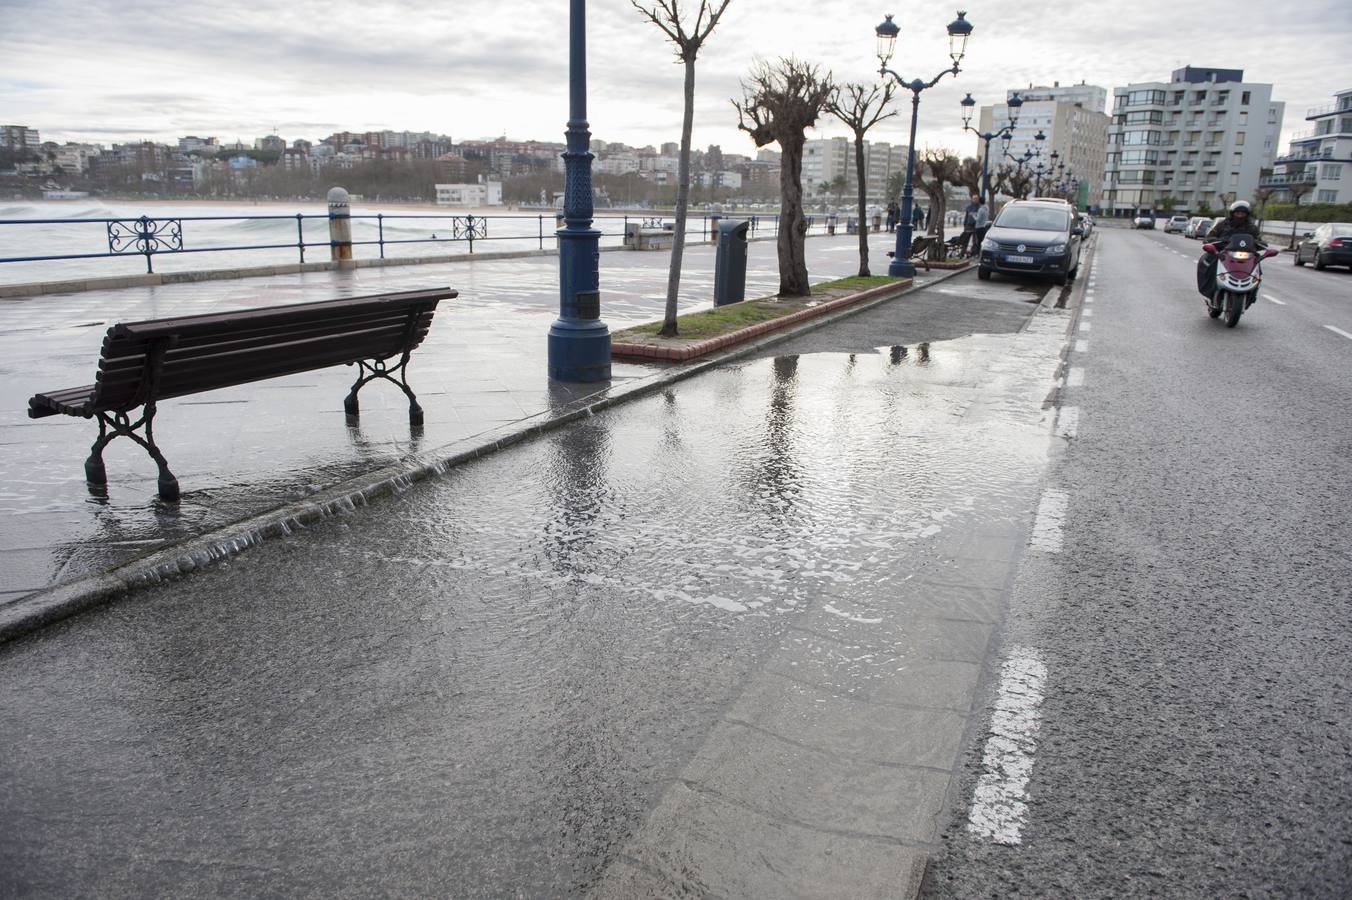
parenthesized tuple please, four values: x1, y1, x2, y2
(714, 219, 750, 307)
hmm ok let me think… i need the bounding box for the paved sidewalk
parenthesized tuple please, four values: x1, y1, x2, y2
(0, 231, 941, 604)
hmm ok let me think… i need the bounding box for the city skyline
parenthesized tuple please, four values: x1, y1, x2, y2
(2, 0, 1345, 157)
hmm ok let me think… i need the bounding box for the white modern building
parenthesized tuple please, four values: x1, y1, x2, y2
(435, 181, 503, 206)
(1102, 66, 1284, 216)
(1262, 87, 1351, 205)
(802, 136, 908, 203)
(979, 82, 1110, 207)
(0, 124, 42, 154)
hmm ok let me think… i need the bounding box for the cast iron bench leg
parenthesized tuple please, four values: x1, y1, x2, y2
(345, 355, 424, 425)
(86, 405, 180, 502)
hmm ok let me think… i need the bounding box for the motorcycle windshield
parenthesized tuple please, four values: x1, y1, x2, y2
(1224, 233, 1257, 253)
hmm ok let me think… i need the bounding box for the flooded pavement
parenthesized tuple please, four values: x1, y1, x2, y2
(0, 291, 1074, 896)
(0, 230, 917, 605)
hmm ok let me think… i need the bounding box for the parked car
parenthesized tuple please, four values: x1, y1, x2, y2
(1184, 216, 1205, 237)
(1163, 215, 1190, 234)
(1076, 211, 1095, 236)
(1193, 219, 1214, 239)
(978, 200, 1084, 286)
(1133, 214, 1156, 229)
(1293, 223, 1352, 270)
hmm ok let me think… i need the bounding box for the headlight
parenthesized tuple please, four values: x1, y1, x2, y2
(1046, 243, 1067, 254)
(981, 237, 998, 251)
(1230, 251, 1252, 260)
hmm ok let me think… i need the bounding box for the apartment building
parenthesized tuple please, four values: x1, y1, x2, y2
(979, 83, 1110, 207)
(802, 136, 908, 203)
(1102, 66, 1284, 216)
(1262, 87, 1351, 205)
(0, 125, 42, 155)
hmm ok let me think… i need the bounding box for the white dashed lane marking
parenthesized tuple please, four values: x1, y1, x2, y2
(966, 647, 1049, 846)
(1029, 489, 1068, 553)
(1066, 367, 1084, 386)
(1325, 325, 1352, 341)
(1074, 339, 1089, 353)
(1055, 405, 1079, 438)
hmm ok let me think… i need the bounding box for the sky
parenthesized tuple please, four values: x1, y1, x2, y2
(2, 0, 1347, 159)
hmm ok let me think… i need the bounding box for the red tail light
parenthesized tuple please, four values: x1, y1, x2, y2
(1331, 238, 1345, 248)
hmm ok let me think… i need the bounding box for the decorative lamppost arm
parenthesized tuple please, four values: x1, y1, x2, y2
(874, 10, 973, 277)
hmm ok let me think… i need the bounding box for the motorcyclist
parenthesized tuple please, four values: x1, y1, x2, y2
(1198, 200, 1264, 298)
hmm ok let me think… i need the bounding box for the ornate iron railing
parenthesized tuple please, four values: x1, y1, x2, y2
(0, 210, 805, 275)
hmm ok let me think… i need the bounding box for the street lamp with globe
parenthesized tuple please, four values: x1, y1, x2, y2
(961, 91, 1021, 204)
(875, 10, 974, 277)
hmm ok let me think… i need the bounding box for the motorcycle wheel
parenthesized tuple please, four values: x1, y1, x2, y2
(1223, 290, 1243, 327)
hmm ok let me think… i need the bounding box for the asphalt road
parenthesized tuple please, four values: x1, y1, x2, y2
(922, 228, 1352, 897)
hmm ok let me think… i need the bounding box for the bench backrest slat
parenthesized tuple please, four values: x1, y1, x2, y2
(88, 288, 452, 412)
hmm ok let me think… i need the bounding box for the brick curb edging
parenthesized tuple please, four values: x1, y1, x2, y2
(0, 263, 979, 645)
(612, 276, 921, 362)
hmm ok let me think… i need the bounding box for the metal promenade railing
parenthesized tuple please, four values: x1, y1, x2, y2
(0, 210, 828, 276)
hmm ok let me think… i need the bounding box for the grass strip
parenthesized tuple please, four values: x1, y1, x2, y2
(614, 275, 899, 341)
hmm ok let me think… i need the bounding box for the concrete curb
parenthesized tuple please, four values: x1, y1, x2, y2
(0, 264, 978, 644)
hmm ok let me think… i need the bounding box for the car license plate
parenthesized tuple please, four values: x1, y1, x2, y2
(1005, 254, 1034, 264)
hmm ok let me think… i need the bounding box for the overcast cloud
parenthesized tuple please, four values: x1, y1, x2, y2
(2, 0, 1347, 158)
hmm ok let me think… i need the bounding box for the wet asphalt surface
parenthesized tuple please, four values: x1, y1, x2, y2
(922, 229, 1352, 897)
(0, 267, 1068, 897)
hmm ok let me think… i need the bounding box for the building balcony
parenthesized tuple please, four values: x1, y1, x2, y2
(1260, 170, 1319, 187)
(1274, 148, 1335, 164)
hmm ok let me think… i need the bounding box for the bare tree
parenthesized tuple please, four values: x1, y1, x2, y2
(955, 157, 983, 201)
(992, 164, 1032, 201)
(826, 81, 897, 276)
(914, 148, 961, 260)
(734, 57, 834, 296)
(632, 0, 734, 336)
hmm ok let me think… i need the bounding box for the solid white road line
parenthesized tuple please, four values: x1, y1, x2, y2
(966, 647, 1049, 846)
(1325, 325, 1352, 341)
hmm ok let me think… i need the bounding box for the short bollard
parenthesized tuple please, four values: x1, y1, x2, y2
(328, 186, 353, 267)
(872, 211, 883, 232)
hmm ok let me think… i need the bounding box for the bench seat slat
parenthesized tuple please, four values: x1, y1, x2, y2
(152, 335, 431, 400)
(28, 385, 97, 419)
(96, 310, 435, 378)
(110, 288, 452, 341)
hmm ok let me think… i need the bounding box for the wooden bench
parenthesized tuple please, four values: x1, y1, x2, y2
(885, 235, 936, 270)
(27, 287, 456, 501)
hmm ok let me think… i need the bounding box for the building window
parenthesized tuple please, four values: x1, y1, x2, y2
(1318, 190, 1338, 202)
(1233, 154, 1243, 166)
(1325, 164, 1342, 180)
(1241, 91, 1250, 105)
(1235, 132, 1245, 146)
(1230, 173, 1239, 186)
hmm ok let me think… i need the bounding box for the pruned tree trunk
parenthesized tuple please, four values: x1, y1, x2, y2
(733, 57, 834, 299)
(777, 132, 810, 295)
(661, 56, 697, 336)
(853, 135, 869, 276)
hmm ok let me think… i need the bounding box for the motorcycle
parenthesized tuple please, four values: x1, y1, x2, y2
(1199, 233, 1280, 327)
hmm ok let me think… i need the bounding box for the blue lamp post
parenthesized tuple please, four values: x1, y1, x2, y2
(961, 91, 1021, 203)
(549, 0, 611, 382)
(875, 10, 974, 277)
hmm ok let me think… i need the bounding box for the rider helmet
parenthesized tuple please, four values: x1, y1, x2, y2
(1228, 199, 1251, 217)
